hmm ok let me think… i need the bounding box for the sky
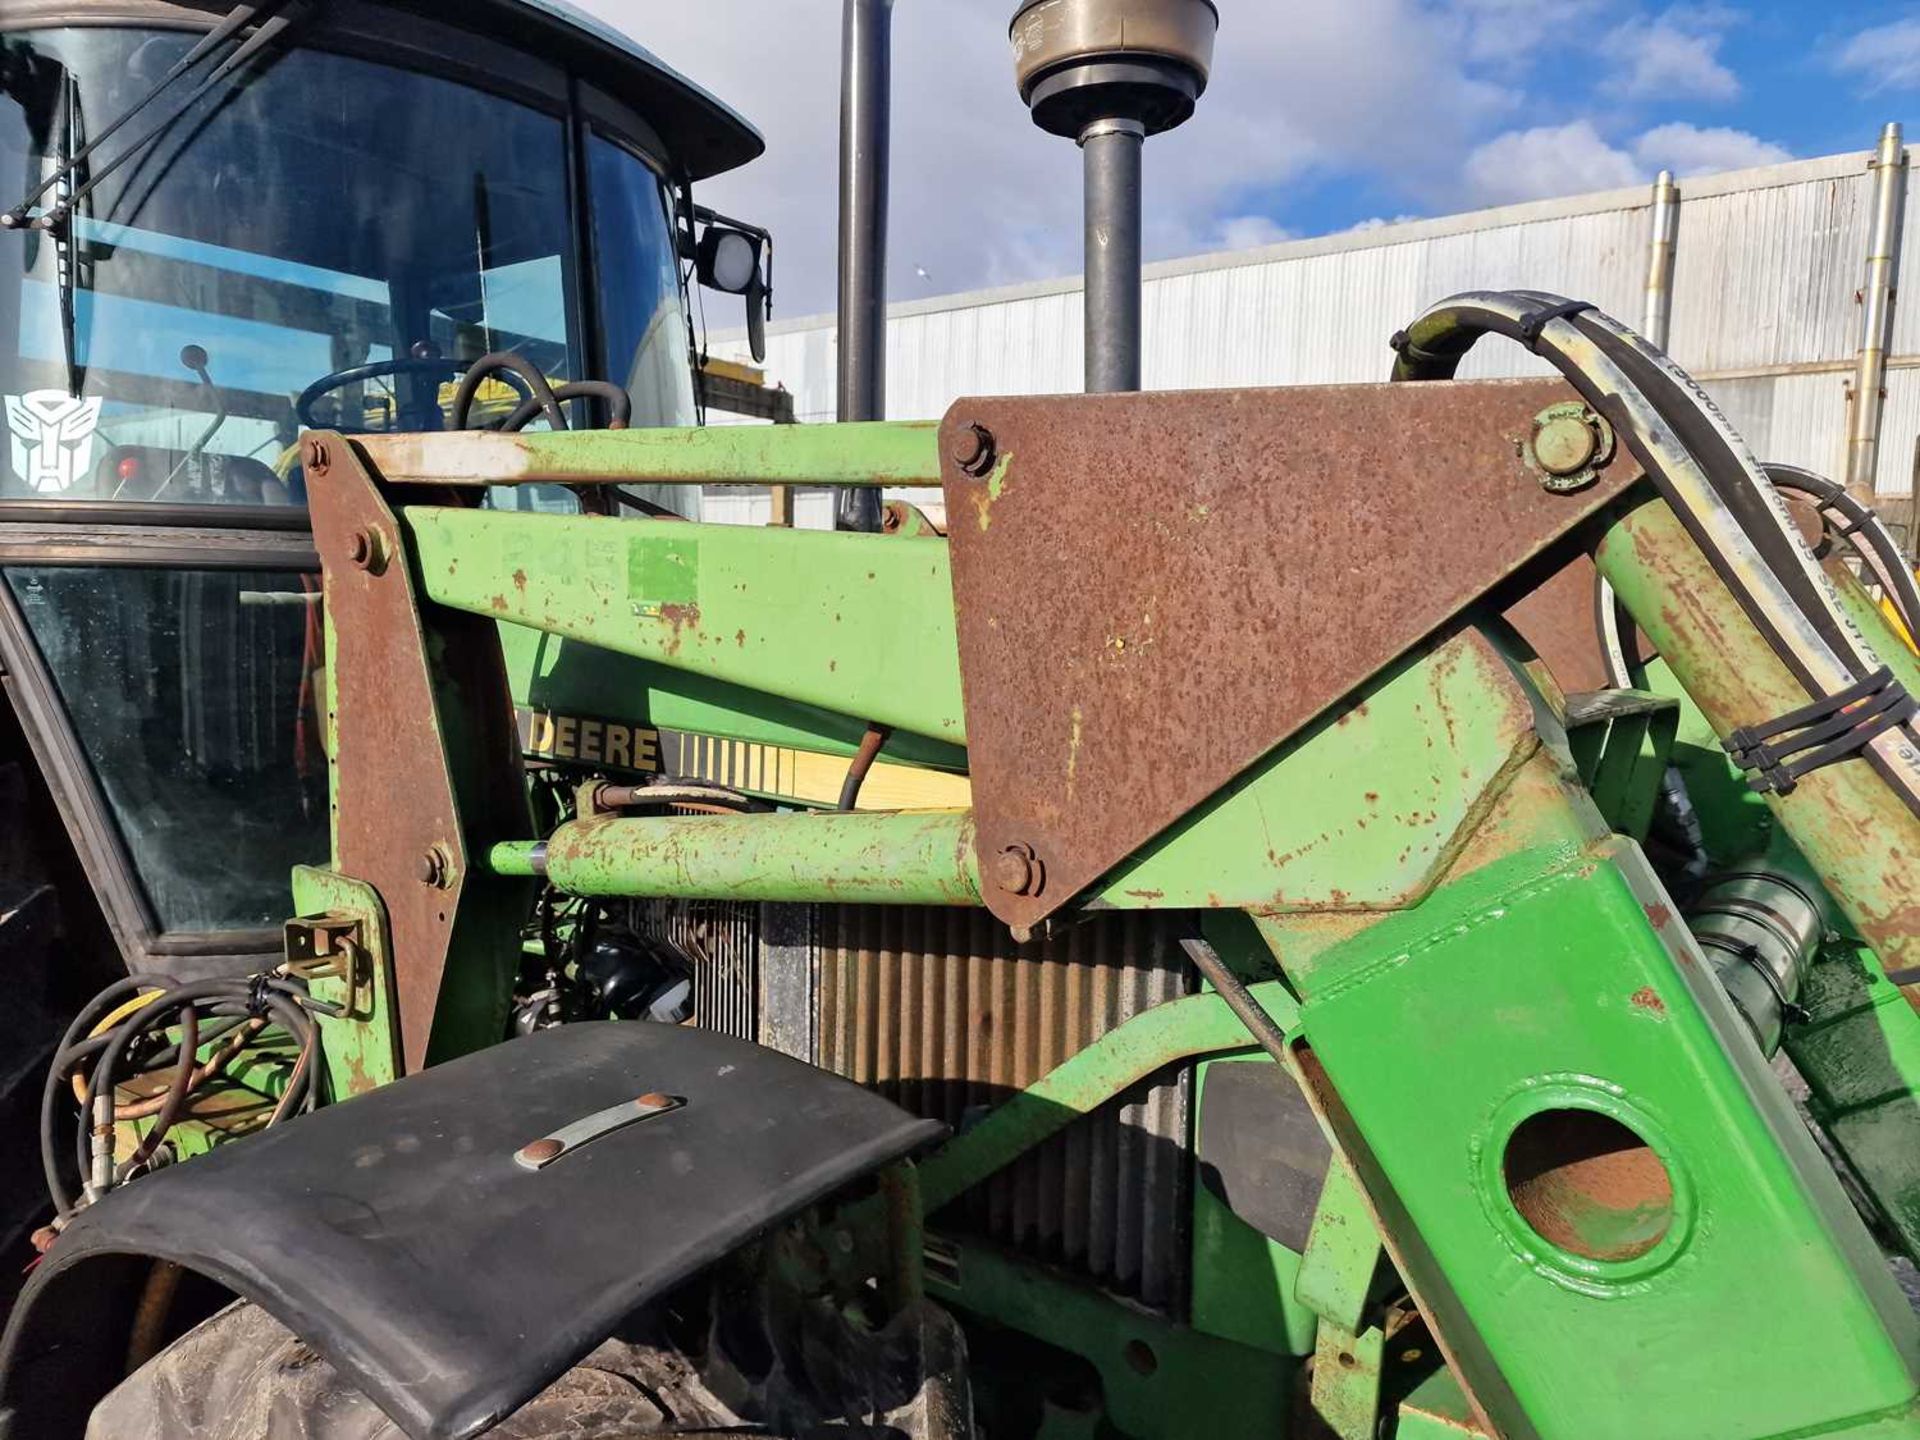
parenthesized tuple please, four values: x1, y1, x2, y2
(572, 1, 1920, 319)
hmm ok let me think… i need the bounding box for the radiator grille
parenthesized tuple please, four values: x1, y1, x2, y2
(814, 906, 1193, 1312)
(634, 899, 759, 1042)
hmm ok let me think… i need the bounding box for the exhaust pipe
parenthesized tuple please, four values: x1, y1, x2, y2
(835, 0, 892, 531)
(1011, 0, 1218, 394)
(1847, 122, 1906, 500)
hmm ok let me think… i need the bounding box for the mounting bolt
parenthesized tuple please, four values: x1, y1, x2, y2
(991, 842, 1043, 896)
(1525, 402, 1614, 493)
(304, 436, 330, 473)
(951, 421, 996, 476)
(417, 845, 453, 889)
(346, 530, 374, 568)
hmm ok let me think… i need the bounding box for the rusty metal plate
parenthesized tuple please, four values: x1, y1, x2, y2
(305, 436, 526, 1072)
(940, 380, 1638, 932)
(1504, 554, 1612, 694)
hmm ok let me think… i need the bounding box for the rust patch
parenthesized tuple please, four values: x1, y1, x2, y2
(1643, 900, 1674, 929)
(1628, 986, 1667, 1017)
(307, 436, 528, 1072)
(511, 567, 528, 593)
(940, 380, 1637, 931)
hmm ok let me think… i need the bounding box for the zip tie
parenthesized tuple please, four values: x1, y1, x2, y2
(1726, 666, 1918, 795)
(1388, 329, 1449, 368)
(1515, 299, 1594, 351)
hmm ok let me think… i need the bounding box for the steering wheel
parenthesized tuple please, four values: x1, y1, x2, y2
(295, 357, 534, 434)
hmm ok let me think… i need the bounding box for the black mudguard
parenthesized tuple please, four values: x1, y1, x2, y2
(0, 1022, 945, 1440)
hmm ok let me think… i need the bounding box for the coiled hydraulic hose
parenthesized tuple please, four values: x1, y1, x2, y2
(39, 971, 337, 1223)
(1390, 290, 1920, 819)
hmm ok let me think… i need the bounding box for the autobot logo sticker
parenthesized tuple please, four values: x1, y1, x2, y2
(5, 390, 103, 494)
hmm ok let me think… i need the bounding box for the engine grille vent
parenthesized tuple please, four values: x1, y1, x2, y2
(635, 899, 759, 1041)
(813, 906, 1193, 1313)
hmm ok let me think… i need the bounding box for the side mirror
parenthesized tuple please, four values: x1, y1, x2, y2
(696, 227, 760, 294)
(693, 212, 773, 364)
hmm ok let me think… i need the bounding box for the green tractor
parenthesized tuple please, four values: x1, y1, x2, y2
(9, 4, 1920, 1440)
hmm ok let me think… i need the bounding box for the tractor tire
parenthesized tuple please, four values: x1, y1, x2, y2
(87, 1300, 747, 1439)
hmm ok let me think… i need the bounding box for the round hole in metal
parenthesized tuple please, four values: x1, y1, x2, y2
(1502, 1106, 1673, 1262)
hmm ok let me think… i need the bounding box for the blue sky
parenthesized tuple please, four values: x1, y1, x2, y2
(582, 2, 1920, 316)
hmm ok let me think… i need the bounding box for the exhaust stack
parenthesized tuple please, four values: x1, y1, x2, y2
(1011, 0, 1217, 393)
(835, 0, 893, 531)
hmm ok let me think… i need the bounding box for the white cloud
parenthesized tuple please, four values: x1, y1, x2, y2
(1447, 0, 1607, 64)
(571, 0, 1520, 314)
(1214, 215, 1297, 250)
(1634, 122, 1789, 176)
(1601, 8, 1740, 101)
(1463, 121, 1642, 206)
(1834, 18, 1920, 94)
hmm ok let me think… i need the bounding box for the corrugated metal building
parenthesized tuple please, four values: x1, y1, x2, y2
(706, 138, 1917, 527)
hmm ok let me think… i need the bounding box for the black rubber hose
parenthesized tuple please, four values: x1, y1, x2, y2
(1177, 938, 1292, 1065)
(47, 974, 326, 1216)
(40, 975, 178, 1220)
(496, 380, 633, 433)
(837, 723, 892, 810)
(450, 351, 568, 432)
(120, 1005, 197, 1177)
(1767, 463, 1920, 641)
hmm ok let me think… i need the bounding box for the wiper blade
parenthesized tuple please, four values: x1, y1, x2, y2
(2, 0, 301, 234)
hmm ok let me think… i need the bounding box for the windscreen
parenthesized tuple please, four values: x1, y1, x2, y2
(0, 28, 695, 507)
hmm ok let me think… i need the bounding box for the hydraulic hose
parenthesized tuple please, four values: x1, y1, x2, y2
(1765, 463, 1920, 641)
(495, 380, 633, 433)
(41, 972, 332, 1221)
(1390, 290, 1920, 820)
(450, 352, 569, 432)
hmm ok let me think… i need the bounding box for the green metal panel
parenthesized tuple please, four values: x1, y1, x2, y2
(353, 419, 942, 488)
(1285, 835, 1920, 1440)
(1095, 628, 1543, 913)
(497, 621, 969, 771)
(291, 865, 402, 1097)
(929, 1235, 1293, 1440)
(404, 506, 966, 744)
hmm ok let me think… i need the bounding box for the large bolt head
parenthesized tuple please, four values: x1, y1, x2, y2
(951, 421, 997, 476)
(1533, 413, 1599, 476)
(1524, 402, 1615, 494)
(991, 843, 1044, 896)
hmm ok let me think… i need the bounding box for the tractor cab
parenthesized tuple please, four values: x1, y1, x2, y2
(0, 0, 762, 979)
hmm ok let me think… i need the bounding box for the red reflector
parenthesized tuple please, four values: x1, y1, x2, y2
(116, 456, 141, 481)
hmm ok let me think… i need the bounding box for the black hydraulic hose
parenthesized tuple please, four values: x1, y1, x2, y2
(43, 972, 328, 1219)
(1389, 290, 1920, 821)
(40, 975, 175, 1220)
(1766, 463, 1920, 640)
(495, 379, 633, 433)
(451, 351, 569, 432)
(121, 1004, 197, 1176)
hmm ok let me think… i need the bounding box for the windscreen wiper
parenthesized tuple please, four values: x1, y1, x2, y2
(2, 0, 302, 235)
